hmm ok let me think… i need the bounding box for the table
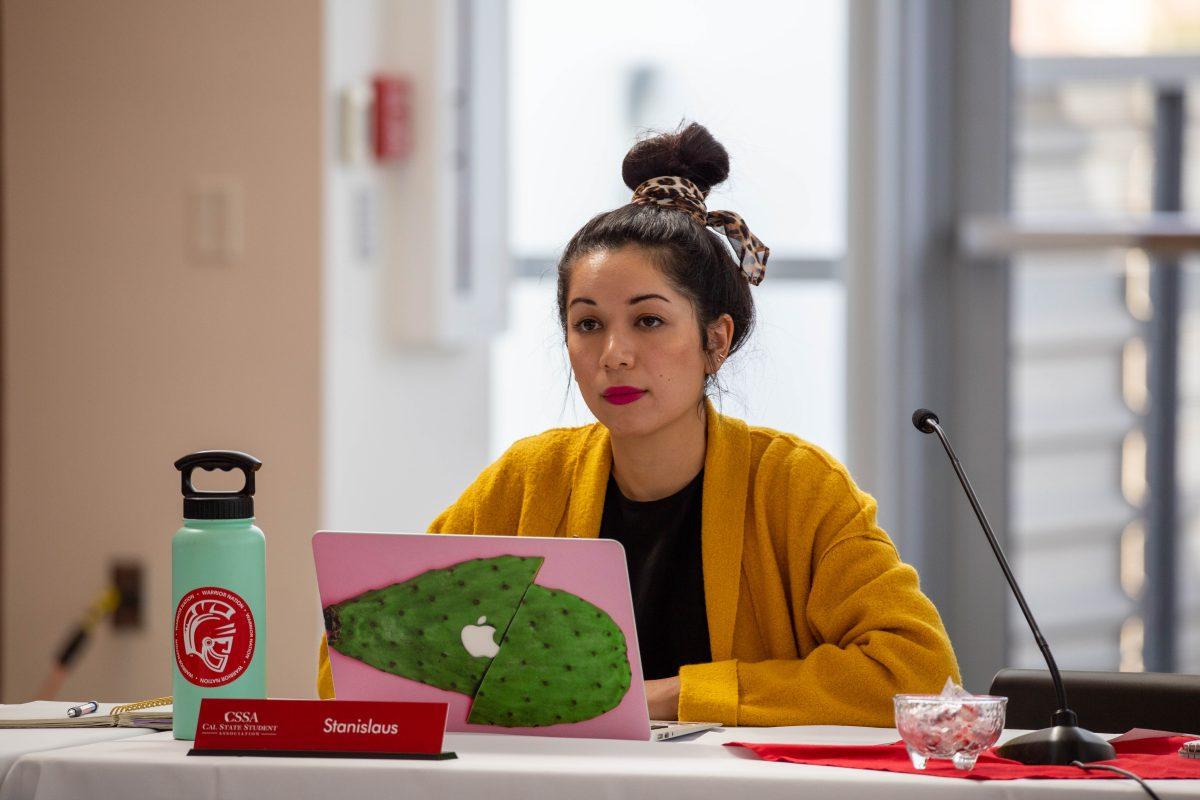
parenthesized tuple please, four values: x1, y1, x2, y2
(3, 726, 1198, 800)
(0, 728, 154, 787)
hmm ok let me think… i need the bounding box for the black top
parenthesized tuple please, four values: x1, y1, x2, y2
(174, 450, 261, 520)
(600, 468, 712, 680)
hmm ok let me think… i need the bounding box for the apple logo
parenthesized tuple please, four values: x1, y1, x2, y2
(460, 616, 500, 658)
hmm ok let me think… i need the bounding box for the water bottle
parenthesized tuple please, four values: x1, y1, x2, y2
(171, 451, 266, 740)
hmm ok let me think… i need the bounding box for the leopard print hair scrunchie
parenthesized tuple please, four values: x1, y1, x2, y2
(630, 175, 770, 285)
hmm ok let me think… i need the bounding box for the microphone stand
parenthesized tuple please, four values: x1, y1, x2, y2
(913, 408, 1115, 765)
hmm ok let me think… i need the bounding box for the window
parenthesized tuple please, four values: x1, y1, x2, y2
(1009, 0, 1200, 671)
(492, 0, 848, 461)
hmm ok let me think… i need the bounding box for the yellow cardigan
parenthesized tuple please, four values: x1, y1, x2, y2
(317, 402, 960, 726)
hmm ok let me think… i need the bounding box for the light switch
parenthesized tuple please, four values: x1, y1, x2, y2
(188, 176, 244, 265)
(339, 84, 371, 165)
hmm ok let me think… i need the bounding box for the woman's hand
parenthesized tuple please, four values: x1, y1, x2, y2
(644, 675, 681, 721)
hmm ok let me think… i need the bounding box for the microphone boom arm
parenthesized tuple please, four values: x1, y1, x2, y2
(913, 408, 1115, 764)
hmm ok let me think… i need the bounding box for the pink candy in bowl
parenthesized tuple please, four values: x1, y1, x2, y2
(894, 680, 1007, 770)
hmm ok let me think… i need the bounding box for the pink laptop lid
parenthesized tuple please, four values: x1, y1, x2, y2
(312, 531, 650, 740)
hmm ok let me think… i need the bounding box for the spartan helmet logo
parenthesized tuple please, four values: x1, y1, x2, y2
(181, 598, 239, 674)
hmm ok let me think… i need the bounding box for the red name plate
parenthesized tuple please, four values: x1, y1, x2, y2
(191, 699, 450, 758)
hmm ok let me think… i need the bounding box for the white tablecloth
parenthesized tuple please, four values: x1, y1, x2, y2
(0, 729, 154, 787)
(3, 726, 1198, 800)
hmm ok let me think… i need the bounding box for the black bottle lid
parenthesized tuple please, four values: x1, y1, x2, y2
(174, 450, 262, 520)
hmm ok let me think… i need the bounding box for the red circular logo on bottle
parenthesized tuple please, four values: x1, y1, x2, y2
(174, 587, 256, 687)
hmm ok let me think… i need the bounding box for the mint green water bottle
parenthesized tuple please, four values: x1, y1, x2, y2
(171, 451, 266, 740)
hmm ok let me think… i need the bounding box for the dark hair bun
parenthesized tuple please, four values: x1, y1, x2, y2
(621, 122, 730, 195)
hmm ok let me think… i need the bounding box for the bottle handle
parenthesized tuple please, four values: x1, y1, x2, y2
(174, 451, 261, 498)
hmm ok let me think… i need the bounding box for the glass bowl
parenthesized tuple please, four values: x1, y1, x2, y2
(893, 693, 1007, 770)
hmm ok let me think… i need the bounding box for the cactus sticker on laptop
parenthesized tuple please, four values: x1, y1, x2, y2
(322, 555, 542, 698)
(323, 555, 631, 727)
(466, 584, 630, 727)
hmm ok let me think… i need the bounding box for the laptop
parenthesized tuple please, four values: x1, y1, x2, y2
(312, 531, 721, 741)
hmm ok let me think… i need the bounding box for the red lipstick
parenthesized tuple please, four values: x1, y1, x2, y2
(602, 386, 646, 405)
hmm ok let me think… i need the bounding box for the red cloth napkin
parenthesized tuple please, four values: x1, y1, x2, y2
(726, 734, 1200, 781)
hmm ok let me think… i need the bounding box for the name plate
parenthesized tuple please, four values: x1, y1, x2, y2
(189, 698, 454, 759)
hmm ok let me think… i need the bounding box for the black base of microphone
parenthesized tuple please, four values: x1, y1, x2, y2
(995, 724, 1115, 765)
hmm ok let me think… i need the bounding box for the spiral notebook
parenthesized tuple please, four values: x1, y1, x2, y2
(0, 697, 173, 730)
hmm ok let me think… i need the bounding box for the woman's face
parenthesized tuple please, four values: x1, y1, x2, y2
(565, 246, 725, 439)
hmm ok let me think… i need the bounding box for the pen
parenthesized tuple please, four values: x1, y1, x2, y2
(66, 701, 99, 718)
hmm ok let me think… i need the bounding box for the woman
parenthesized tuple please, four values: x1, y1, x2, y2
(318, 123, 959, 726)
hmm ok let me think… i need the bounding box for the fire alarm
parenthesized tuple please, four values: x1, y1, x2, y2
(372, 75, 412, 162)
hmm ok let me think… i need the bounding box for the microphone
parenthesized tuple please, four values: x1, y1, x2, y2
(912, 408, 1115, 765)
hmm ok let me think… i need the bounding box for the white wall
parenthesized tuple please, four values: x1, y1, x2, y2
(322, 0, 494, 534)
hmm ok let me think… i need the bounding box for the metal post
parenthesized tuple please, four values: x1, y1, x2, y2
(454, 0, 474, 294)
(1143, 87, 1184, 672)
(845, 0, 1012, 690)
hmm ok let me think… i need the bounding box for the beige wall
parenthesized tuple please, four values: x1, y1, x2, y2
(2, 0, 323, 701)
